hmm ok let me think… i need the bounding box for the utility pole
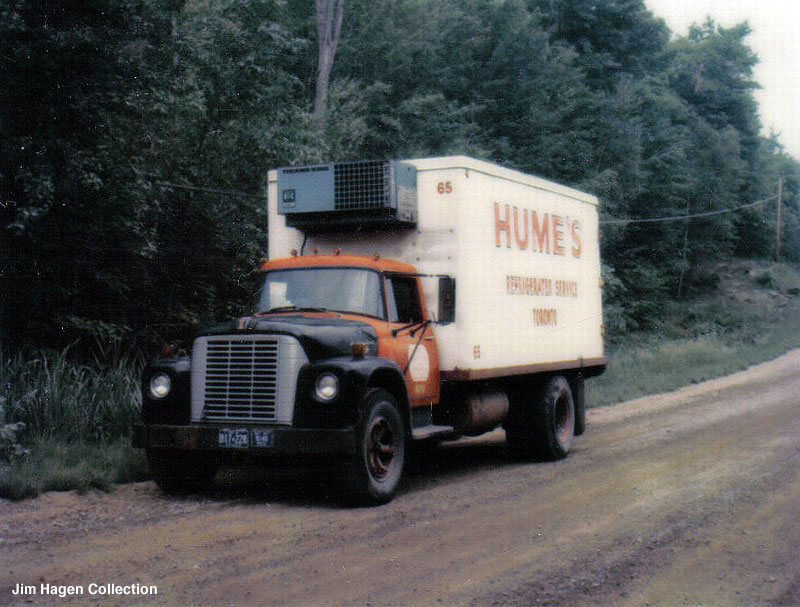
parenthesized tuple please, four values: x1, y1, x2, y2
(775, 177, 783, 261)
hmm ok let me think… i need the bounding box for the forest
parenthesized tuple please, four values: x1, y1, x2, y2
(2, 0, 800, 351)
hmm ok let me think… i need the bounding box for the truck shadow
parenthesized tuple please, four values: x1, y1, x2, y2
(164, 430, 514, 507)
(199, 464, 350, 507)
(402, 430, 511, 489)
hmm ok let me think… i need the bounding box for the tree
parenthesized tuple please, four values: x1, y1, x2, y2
(669, 20, 760, 139)
(534, 0, 670, 89)
(0, 0, 316, 348)
(313, 0, 345, 127)
(1, 0, 796, 349)
(1, 0, 157, 346)
(475, 0, 594, 181)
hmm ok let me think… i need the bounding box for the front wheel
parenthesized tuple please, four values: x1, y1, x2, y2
(345, 389, 406, 506)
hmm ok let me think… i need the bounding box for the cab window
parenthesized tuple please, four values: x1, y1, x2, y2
(385, 275, 423, 324)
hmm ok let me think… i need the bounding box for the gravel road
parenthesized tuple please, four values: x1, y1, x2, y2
(2, 349, 799, 607)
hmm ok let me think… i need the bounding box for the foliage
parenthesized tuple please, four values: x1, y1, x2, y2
(1, 0, 312, 349)
(589, 260, 800, 405)
(0, 398, 29, 462)
(0, 344, 149, 499)
(535, 0, 671, 88)
(1, 0, 799, 349)
(0, 344, 143, 443)
(0, 438, 147, 501)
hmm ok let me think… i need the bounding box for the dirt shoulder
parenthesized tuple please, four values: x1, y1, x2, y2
(2, 349, 799, 607)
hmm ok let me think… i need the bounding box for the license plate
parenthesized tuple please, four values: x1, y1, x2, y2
(218, 428, 274, 449)
(218, 428, 249, 448)
(251, 428, 274, 448)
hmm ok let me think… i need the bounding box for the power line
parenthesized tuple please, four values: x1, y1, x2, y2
(599, 194, 778, 226)
(153, 180, 264, 200)
(151, 179, 780, 222)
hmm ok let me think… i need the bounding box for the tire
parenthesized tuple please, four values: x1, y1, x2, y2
(571, 375, 587, 436)
(147, 449, 218, 494)
(345, 389, 406, 506)
(506, 376, 575, 461)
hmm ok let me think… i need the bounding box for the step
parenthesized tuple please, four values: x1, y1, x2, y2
(411, 424, 457, 440)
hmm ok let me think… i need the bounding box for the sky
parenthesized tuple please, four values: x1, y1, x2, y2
(645, 0, 800, 159)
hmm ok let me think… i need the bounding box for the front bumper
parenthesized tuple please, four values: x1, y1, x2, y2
(133, 423, 356, 456)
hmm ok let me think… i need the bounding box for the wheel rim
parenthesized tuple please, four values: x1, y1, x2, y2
(554, 393, 574, 444)
(366, 415, 397, 481)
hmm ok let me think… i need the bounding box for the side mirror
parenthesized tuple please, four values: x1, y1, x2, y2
(438, 276, 456, 324)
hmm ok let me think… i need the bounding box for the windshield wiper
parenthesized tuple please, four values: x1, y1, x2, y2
(392, 319, 431, 337)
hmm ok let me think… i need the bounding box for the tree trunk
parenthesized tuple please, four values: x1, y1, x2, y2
(314, 0, 345, 128)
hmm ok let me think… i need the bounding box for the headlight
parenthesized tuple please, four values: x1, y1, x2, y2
(149, 372, 172, 400)
(314, 373, 339, 401)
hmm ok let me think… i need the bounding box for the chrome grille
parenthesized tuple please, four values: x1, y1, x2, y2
(191, 334, 307, 425)
(202, 338, 278, 421)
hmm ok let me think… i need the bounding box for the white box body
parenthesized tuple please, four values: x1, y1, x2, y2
(267, 156, 604, 378)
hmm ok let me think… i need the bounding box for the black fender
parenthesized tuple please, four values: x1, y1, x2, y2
(294, 357, 411, 433)
(141, 356, 192, 424)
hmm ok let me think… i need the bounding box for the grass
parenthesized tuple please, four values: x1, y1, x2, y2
(0, 344, 149, 500)
(0, 439, 147, 501)
(587, 260, 800, 406)
(587, 330, 795, 407)
(1, 344, 143, 443)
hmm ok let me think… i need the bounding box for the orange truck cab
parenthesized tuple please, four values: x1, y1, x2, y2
(134, 157, 606, 505)
(260, 254, 441, 410)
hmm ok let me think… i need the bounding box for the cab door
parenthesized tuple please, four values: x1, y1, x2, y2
(383, 274, 440, 408)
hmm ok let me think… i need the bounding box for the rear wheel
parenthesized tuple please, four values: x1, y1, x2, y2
(147, 449, 218, 494)
(346, 389, 406, 506)
(506, 376, 575, 461)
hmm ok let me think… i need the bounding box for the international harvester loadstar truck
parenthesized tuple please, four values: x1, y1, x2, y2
(134, 156, 606, 504)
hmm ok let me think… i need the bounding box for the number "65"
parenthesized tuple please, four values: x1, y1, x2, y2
(437, 181, 453, 194)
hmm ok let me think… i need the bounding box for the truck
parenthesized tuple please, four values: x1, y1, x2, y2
(133, 156, 606, 505)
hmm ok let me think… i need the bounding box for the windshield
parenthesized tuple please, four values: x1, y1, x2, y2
(256, 268, 384, 318)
